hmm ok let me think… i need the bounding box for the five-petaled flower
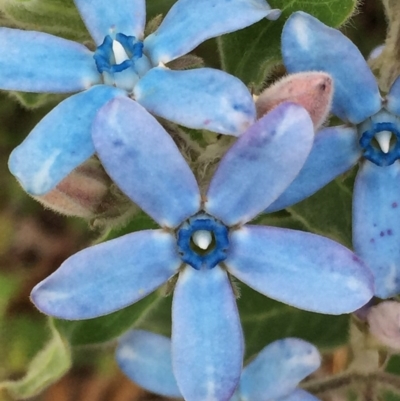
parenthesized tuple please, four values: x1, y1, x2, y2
(116, 330, 322, 401)
(31, 98, 373, 401)
(4, 0, 281, 196)
(265, 12, 400, 299)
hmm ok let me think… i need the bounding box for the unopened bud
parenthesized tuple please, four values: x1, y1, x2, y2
(34, 158, 112, 219)
(256, 72, 333, 130)
(367, 301, 400, 350)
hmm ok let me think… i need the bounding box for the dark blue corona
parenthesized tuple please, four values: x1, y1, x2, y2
(359, 119, 400, 167)
(94, 33, 143, 74)
(177, 214, 229, 270)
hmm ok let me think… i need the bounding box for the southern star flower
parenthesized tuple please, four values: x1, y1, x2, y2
(31, 98, 373, 401)
(266, 11, 400, 299)
(4, 0, 280, 195)
(116, 330, 322, 401)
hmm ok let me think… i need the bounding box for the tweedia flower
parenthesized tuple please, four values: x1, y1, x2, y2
(31, 99, 373, 401)
(5, 0, 278, 195)
(266, 12, 400, 298)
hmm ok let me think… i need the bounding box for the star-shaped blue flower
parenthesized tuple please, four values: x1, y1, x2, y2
(30, 98, 373, 401)
(266, 11, 400, 299)
(116, 330, 321, 401)
(5, 0, 280, 196)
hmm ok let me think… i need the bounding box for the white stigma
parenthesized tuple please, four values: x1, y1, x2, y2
(112, 40, 129, 64)
(193, 230, 212, 250)
(376, 130, 392, 153)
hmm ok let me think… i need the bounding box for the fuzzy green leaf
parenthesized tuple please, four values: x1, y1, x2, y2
(0, 0, 89, 40)
(53, 291, 161, 346)
(238, 284, 350, 359)
(287, 176, 354, 248)
(218, 0, 358, 90)
(0, 322, 71, 399)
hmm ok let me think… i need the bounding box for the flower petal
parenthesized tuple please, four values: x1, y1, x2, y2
(0, 28, 100, 92)
(74, 0, 146, 44)
(239, 338, 320, 400)
(266, 126, 362, 212)
(386, 75, 400, 116)
(116, 330, 182, 398)
(8, 85, 124, 195)
(282, 12, 381, 124)
(353, 160, 400, 298)
(31, 230, 180, 319)
(172, 266, 243, 401)
(93, 97, 201, 228)
(144, 0, 279, 64)
(205, 102, 313, 226)
(279, 389, 321, 401)
(226, 225, 374, 314)
(134, 67, 256, 136)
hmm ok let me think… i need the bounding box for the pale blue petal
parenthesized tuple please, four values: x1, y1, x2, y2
(31, 230, 180, 319)
(240, 338, 320, 400)
(0, 28, 100, 92)
(282, 12, 381, 124)
(205, 102, 313, 226)
(116, 330, 181, 398)
(9, 85, 124, 195)
(74, 0, 145, 45)
(266, 126, 362, 212)
(134, 67, 256, 136)
(144, 0, 278, 64)
(353, 160, 400, 298)
(226, 225, 374, 314)
(172, 266, 243, 401)
(93, 97, 201, 228)
(279, 389, 321, 401)
(387, 76, 400, 116)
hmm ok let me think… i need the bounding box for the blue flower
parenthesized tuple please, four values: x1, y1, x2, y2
(30, 99, 373, 401)
(116, 330, 321, 401)
(265, 11, 400, 299)
(5, 0, 280, 195)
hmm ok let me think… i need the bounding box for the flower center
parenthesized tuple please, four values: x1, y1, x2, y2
(359, 110, 400, 166)
(176, 213, 229, 270)
(93, 33, 151, 92)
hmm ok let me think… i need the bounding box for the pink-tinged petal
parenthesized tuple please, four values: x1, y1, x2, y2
(172, 266, 243, 401)
(205, 102, 313, 226)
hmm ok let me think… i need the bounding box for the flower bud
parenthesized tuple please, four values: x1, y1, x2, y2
(34, 158, 112, 219)
(256, 71, 333, 130)
(367, 301, 400, 350)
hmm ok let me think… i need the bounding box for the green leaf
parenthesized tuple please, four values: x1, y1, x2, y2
(53, 291, 161, 346)
(104, 211, 159, 242)
(237, 283, 350, 359)
(218, 0, 358, 89)
(0, 322, 71, 399)
(0, 274, 20, 318)
(0, 0, 89, 41)
(287, 176, 354, 248)
(136, 294, 173, 337)
(8, 92, 65, 110)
